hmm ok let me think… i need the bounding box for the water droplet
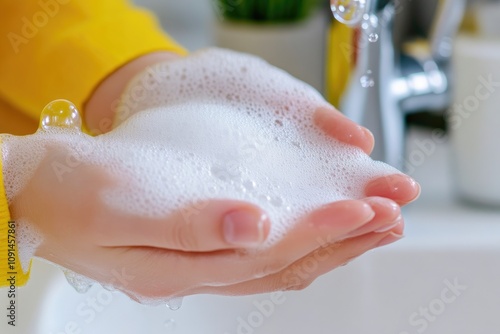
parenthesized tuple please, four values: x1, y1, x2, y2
(360, 13, 380, 43)
(166, 297, 183, 311)
(360, 71, 375, 88)
(331, 0, 367, 27)
(164, 318, 176, 330)
(63, 269, 94, 294)
(361, 12, 378, 30)
(368, 33, 379, 43)
(39, 99, 82, 131)
(102, 284, 117, 292)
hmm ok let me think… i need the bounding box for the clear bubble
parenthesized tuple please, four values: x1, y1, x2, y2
(360, 71, 375, 88)
(368, 33, 379, 43)
(63, 269, 94, 294)
(331, 0, 367, 27)
(242, 179, 257, 191)
(360, 13, 380, 43)
(270, 196, 283, 207)
(39, 99, 82, 131)
(164, 318, 176, 330)
(166, 297, 183, 311)
(361, 12, 378, 30)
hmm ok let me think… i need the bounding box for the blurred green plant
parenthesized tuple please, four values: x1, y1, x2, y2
(217, 0, 322, 23)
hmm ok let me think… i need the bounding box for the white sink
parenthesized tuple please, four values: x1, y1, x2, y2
(2, 128, 500, 334)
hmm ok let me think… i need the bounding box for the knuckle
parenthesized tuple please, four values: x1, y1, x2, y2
(79, 203, 109, 243)
(171, 220, 198, 251)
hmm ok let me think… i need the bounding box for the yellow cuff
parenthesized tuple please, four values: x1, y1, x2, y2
(0, 138, 31, 287)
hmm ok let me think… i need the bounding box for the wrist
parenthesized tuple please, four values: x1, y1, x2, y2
(0, 137, 31, 286)
(84, 52, 182, 134)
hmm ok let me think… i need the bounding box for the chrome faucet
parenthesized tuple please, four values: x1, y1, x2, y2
(338, 0, 467, 169)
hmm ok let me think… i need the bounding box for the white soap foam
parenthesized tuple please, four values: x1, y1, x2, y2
(1, 48, 400, 299)
(16, 220, 42, 272)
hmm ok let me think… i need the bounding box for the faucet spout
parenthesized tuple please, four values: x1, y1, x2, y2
(337, 0, 466, 170)
(340, 2, 404, 168)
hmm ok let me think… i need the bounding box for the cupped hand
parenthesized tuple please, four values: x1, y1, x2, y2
(5, 133, 407, 302)
(14, 48, 421, 301)
(9, 141, 404, 301)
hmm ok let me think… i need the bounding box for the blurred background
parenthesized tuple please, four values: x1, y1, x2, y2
(3, 1, 500, 333)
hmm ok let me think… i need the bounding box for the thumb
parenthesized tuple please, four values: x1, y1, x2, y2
(100, 200, 271, 252)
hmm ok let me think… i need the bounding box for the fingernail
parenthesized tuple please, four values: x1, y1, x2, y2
(223, 210, 267, 247)
(376, 232, 404, 248)
(362, 127, 375, 152)
(374, 214, 404, 233)
(411, 182, 422, 202)
(365, 174, 420, 203)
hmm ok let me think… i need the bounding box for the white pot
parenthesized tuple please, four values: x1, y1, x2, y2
(213, 11, 328, 93)
(450, 35, 500, 206)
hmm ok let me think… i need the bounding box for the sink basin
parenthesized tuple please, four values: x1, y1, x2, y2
(2, 128, 500, 334)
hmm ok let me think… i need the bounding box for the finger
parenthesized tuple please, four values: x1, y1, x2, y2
(314, 106, 375, 155)
(96, 200, 271, 251)
(194, 226, 404, 296)
(344, 197, 402, 238)
(102, 200, 376, 297)
(365, 174, 421, 205)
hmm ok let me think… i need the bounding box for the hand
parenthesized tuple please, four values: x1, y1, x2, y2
(4, 117, 417, 302)
(7, 49, 419, 301)
(8, 136, 411, 301)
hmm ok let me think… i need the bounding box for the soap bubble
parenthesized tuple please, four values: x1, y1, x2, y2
(360, 71, 375, 88)
(368, 33, 379, 43)
(39, 99, 82, 131)
(331, 0, 367, 27)
(361, 13, 380, 43)
(270, 196, 283, 207)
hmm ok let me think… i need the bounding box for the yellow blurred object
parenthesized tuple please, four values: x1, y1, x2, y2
(0, 99, 37, 136)
(326, 21, 355, 108)
(460, 9, 479, 34)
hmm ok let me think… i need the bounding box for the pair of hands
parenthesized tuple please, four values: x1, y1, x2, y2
(7, 52, 419, 302)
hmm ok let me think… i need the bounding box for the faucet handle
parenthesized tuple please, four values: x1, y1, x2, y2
(430, 0, 467, 62)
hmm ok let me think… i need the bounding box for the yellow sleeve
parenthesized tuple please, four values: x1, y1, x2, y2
(0, 139, 30, 287)
(0, 0, 187, 123)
